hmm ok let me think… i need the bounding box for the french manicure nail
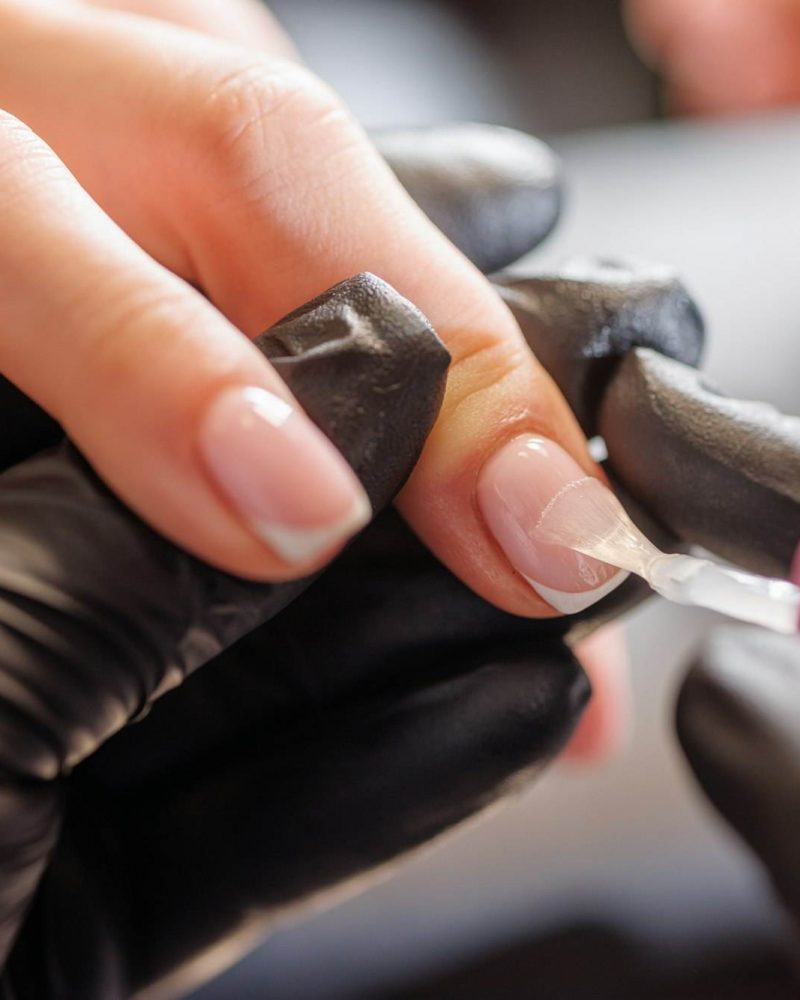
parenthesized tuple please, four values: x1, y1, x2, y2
(199, 386, 371, 564)
(477, 434, 627, 613)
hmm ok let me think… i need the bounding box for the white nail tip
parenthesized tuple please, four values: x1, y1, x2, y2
(523, 569, 630, 614)
(254, 492, 372, 564)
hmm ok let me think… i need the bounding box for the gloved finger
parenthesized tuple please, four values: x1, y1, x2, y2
(492, 257, 706, 437)
(676, 624, 800, 921)
(0, 276, 446, 966)
(44, 646, 588, 997)
(375, 124, 563, 274)
(600, 347, 800, 577)
(77, 0, 297, 56)
(0, 111, 370, 580)
(496, 257, 800, 581)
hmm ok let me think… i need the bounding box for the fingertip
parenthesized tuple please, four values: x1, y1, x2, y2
(565, 624, 631, 763)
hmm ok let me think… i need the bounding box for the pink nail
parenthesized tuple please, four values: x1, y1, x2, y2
(200, 386, 371, 564)
(477, 434, 627, 614)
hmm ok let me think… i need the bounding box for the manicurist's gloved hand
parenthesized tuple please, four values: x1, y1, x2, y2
(0, 0, 620, 620)
(0, 213, 721, 1000)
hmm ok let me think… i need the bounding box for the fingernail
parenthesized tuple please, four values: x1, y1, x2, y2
(477, 434, 627, 614)
(199, 386, 371, 564)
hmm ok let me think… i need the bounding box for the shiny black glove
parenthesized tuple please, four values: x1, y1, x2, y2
(677, 625, 800, 928)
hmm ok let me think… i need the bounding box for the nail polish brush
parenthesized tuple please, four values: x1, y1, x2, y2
(535, 476, 800, 635)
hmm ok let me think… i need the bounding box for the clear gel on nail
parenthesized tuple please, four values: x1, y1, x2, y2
(534, 477, 800, 635)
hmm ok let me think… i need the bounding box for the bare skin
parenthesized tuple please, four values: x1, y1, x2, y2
(625, 0, 800, 114)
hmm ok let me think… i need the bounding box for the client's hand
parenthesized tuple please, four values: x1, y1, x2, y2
(0, 0, 617, 622)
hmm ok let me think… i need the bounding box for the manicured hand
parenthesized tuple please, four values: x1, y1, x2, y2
(0, 0, 617, 622)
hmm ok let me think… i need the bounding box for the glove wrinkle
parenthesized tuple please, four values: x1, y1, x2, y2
(0, 782, 62, 970)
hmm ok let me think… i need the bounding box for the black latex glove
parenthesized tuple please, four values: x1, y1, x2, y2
(677, 625, 800, 928)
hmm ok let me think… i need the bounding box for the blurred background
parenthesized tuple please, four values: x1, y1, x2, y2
(193, 2, 800, 997)
(267, 0, 655, 134)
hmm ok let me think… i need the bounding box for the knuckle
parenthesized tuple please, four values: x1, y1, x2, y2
(189, 59, 347, 187)
(445, 328, 531, 416)
(54, 272, 186, 407)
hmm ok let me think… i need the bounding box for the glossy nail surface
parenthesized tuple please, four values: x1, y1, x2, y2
(477, 434, 627, 613)
(199, 386, 371, 564)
